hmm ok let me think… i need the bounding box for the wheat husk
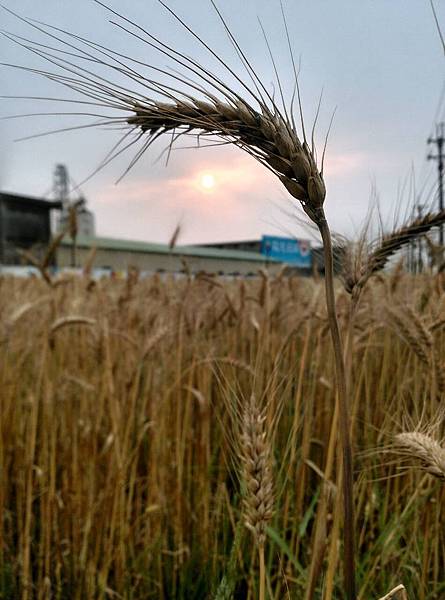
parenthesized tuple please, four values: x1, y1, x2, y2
(239, 395, 274, 545)
(378, 584, 408, 600)
(394, 432, 445, 481)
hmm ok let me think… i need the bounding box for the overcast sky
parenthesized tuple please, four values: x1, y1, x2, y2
(0, 0, 444, 245)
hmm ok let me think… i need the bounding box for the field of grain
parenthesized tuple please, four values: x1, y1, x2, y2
(0, 270, 443, 599)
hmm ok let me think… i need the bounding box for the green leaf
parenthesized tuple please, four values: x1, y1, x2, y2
(266, 526, 306, 578)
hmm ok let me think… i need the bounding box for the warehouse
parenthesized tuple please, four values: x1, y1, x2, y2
(0, 191, 282, 276)
(199, 235, 316, 275)
(0, 190, 321, 277)
(200, 236, 342, 275)
(57, 235, 282, 276)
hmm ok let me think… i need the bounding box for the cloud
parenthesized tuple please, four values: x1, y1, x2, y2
(323, 151, 366, 177)
(90, 149, 292, 243)
(89, 142, 375, 244)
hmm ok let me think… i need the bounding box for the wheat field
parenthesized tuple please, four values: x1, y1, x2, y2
(0, 268, 443, 599)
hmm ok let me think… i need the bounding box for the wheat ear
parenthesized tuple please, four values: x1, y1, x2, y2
(129, 98, 326, 223)
(239, 396, 274, 600)
(344, 210, 445, 295)
(394, 432, 445, 481)
(386, 307, 431, 366)
(240, 396, 274, 544)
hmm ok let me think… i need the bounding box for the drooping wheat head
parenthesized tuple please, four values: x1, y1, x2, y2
(393, 431, 445, 482)
(128, 97, 327, 224)
(342, 209, 445, 299)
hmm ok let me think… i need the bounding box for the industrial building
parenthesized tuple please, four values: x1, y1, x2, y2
(0, 192, 62, 265)
(0, 190, 282, 276)
(200, 235, 317, 274)
(1, 171, 326, 277)
(199, 238, 343, 275)
(57, 235, 281, 276)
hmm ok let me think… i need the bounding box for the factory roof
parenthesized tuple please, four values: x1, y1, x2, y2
(0, 191, 62, 210)
(198, 238, 260, 246)
(60, 235, 280, 263)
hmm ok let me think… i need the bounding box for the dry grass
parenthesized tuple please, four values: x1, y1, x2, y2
(0, 269, 444, 599)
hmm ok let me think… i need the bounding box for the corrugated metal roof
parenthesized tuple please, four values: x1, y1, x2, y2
(60, 235, 281, 263)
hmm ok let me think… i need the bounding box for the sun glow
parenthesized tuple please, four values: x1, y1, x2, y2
(200, 173, 216, 190)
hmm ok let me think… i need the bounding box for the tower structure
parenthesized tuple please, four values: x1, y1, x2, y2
(53, 164, 95, 238)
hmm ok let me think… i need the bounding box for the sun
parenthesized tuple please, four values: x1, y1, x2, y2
(200, 173, 216, 190)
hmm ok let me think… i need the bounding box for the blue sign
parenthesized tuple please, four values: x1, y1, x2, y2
(261, 235, 312, 267)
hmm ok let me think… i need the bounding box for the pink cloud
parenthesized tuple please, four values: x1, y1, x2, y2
(89, 145, 366, 244)
(323, 152, 366, 177)
(90, 151, 285, 244)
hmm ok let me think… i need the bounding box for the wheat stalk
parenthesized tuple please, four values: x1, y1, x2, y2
(17, 229, 66, 286)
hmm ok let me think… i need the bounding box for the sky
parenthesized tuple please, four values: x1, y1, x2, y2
(0, 0, 444, 245)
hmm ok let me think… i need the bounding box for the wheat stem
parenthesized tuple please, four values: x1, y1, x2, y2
(319, 217, 356, 600)
(259, 542, 266, 600)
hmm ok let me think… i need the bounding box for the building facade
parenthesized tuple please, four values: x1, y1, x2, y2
(57, 236, 282, 276)
(0, 192, 61, 265)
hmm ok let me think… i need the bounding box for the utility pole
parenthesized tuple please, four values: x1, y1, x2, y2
(416, 203, 425, 273)
(427, 122, 444, 246)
